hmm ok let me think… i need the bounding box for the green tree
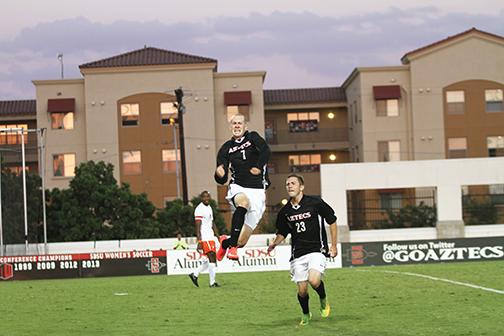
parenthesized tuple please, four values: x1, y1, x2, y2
(1, 167, 43, 244)
(385, 202, 437, 229)
(47, 161, 158, 241)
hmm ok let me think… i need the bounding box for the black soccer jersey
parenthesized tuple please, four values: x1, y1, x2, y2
(215, 131, 271, 189)
(276, 195, 337, 260)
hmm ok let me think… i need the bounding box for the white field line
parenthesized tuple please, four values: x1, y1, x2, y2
(358, 269, 504, 295)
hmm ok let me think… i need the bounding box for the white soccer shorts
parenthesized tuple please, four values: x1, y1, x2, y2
(226, 183, 266, 231)
(290, 252, 327, 283)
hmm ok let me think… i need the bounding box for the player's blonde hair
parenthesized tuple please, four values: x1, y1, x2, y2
(229, 113, 246, 123)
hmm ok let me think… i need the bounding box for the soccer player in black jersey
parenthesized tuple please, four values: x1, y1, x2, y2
(268, 174, 337, 326)
(214, 114, 271, 261)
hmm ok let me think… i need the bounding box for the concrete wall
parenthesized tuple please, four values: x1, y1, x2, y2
(321, 157, 504, 240)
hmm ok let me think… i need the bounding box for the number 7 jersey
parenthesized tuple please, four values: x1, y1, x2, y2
(276, 195, 337, 260)
(215, 130, 271, 189)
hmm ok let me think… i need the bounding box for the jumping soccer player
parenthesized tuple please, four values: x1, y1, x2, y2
(188, 191, 221, 288)
(268, 174, 337, 326)
(214, 113, 271, 261)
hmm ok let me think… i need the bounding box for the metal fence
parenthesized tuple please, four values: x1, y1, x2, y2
(347, 189, 437, 230)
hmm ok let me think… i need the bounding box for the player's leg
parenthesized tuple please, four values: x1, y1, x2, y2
(207, 249, 220, 287)
(189, 257, 209, 287)
(291, 255, 312, 326)
(220, 192, 249, 259)
(236, 189, 265, 247)
(307, 253, 330, 318)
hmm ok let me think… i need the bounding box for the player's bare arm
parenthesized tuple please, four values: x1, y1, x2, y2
(249, 167, 261, 175)
(216, 164, 226, 178)
(267, 234, 286, 253)
(329, 220, 338, 257)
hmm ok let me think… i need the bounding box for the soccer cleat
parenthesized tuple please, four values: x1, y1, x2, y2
(216, 235, 228, 261)
(188, 273, 199, 287)
(227, 246, 239, 260)
(320, 299, 330, 318)
(210, 282, 221, 288)
(299, 312, 312, 326)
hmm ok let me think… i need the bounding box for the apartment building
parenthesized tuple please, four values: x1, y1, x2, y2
(0, 100, 38, 173)
(31, 47, 265, 208)
(342, 28, 504, 228)
(263, 88, 349, 205)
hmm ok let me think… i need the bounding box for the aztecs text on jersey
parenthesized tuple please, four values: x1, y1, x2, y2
(276, 195, 337, 259)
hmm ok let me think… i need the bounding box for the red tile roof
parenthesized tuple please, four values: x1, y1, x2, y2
(401, 28, 504, 64)
(0, 100, 36, 116)
(79, 47, 217, 69)
(264, 87, 346, 105)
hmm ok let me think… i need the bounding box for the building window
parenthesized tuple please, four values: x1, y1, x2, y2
(448, 137, 467, 158)
(51, 112, 74, 130)
(122, 150, 142, 175)
(0, 124, 28, 144)
(354, 101, 359, 123)
(160, 102, 178, 125)
(487, 136, 504, 157)
(162, 149, 179, 173)
(378, 140, 400, 162)
(380, 193, 403, 211)
(376, 99, 399, 117)
(446, 91, 465, 115)
(227, 105, 250, 122)
(121, 103, 139, 126)
(287, 112, 319, 133)
(6, 166, 30, 175)
(485, 89, 503, 113)
(489, 184, 504, 204)
(267, 162, 276, 174)
(53, 153, 75, 177)
(288, 154, 321, 173)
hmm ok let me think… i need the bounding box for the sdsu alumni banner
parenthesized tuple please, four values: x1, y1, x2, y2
(341, 237, 504, 267)
(0, 250, 167, 281)
(167, 244, 342, 275)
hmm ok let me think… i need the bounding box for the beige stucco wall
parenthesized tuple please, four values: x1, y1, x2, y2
(409, 35, 504, 160)
(359, 68, 411, 162)
(82, 65, 218, 200)
(33, 79, 86, 190)
(344, 73, 363, 161)
(213, 72, 266, 146)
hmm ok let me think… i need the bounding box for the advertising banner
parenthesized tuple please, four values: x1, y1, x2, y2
(341, 237, 504, 267)
(166, 244, 342, 275)
(0, 250, 167, 281)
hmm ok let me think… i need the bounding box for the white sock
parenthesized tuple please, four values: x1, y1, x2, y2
(209, 263, 216, 285)
(194, 259, 209, 277)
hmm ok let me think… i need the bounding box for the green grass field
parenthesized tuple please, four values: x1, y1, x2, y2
(1, 261, 503, 336)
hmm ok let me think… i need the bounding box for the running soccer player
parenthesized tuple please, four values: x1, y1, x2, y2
(214, 113, 271, 261)
(188, 191, 221, 288)
(268, 174, 337, 326)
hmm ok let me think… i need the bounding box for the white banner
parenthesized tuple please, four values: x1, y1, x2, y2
(166, 244, 341, 275)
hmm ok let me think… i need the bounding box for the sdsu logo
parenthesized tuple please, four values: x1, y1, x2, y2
(145, 258, 166, 274)
(0, 263, 13, 280)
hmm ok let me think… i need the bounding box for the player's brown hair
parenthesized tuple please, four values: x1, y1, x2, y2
(286, 173, 304, 185)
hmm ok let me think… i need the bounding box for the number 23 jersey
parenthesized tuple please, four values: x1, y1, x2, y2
(276, 195, 337, 260)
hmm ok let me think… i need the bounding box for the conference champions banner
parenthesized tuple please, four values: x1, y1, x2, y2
(166, 244, 342, 275)
(0, 250, 167, 281)
(341, 236, 504, 267)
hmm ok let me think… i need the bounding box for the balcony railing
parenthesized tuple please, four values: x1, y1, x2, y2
(266, 128, 348, 145)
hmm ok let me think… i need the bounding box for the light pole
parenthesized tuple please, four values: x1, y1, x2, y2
(174, 88, 188, 205)
(57, 53, 64, 79)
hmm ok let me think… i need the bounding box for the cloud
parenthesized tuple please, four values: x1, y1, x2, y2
(1, 8, 504, 99)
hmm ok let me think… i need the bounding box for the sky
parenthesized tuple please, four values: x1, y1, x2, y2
(1, 0, 504, 99)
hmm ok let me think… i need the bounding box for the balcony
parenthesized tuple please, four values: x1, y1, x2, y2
(266, 128, 349, 152)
